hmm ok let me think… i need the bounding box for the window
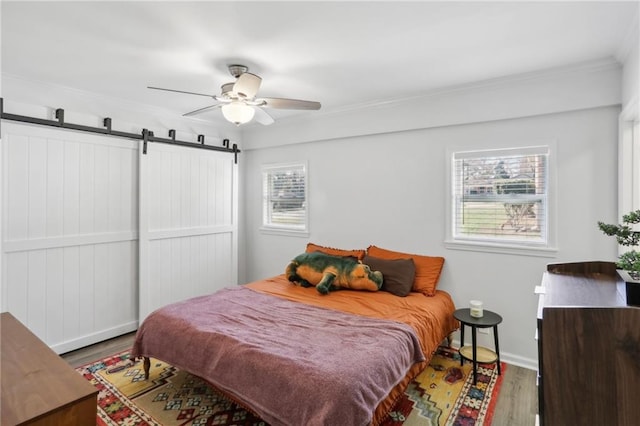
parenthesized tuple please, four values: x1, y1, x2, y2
(449, 146, 552, 252)
(619, 105, 639, 219)
(261, 162, 308, 234)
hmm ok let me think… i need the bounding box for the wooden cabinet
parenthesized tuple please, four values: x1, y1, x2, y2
(0, 312, 97, 425)
(536, 261, 640, 426)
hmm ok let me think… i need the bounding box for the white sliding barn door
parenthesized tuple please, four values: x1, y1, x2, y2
(138, 141, 238, 322)
(1, 122, 138, 353)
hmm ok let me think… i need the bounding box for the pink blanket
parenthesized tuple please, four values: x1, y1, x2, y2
(131, 286, 425, 426)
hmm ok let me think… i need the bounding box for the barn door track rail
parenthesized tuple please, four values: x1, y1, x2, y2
(0, 98, 240, 163)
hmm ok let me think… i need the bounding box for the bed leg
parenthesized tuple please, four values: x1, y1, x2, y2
(446, 333, 453, 347)
(143, 357, 150, 380)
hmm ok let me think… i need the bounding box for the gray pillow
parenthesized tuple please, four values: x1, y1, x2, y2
(362, 255, 416, 297)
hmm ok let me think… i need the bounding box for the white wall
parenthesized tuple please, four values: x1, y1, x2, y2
(240, 62, 621, 369)
(241, 59, 621, 150)
(1, 74, 241, 146)
(617, 11, 639, 220)
(618, 10, 639, 112)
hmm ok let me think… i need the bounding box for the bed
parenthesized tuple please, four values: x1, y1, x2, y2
(131, 246, 458, 426)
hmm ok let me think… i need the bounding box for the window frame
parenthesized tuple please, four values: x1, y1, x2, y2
(619, 98, 639, 227)
(260, 161, 309, 237)
(445, 143, 558, 257)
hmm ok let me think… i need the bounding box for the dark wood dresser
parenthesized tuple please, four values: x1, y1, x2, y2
(536, 261, 640, 426)
(0, 312, 98, 425)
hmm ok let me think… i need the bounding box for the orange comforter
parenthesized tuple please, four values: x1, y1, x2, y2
(247, 275, 458, 425)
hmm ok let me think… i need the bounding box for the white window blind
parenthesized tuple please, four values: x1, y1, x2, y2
(262, 162, 307, 232)
(452, 147, 549, 245)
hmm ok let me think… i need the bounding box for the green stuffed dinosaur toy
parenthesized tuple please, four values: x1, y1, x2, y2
(285, 251, 383, 294)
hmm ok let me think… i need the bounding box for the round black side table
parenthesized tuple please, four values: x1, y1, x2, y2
(453, 308, 502, 385)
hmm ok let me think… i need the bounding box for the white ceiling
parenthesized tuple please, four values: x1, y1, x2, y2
(2, 1, 638, 127)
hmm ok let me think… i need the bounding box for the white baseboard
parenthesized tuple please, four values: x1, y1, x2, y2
(449, 338, 537, 371)
(51, 321, 138, 355)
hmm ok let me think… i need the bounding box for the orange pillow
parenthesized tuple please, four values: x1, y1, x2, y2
(305, 243, 366, 261)
(366, 245, 444, 296)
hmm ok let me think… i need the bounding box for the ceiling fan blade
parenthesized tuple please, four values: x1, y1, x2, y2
(148, 86, 214, 98)
(182, 103, 222, 117)
(260, 97, 321, 110)
(233, 73, 262, 99)
(253, 107, 275, 126)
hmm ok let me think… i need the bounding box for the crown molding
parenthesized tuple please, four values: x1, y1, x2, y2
(1, 73, 225, 124)
(615, 7, 639, 64)
(1, 73, 241, 143)
(242, 56, 622, 150)
(2, 56, 622, 141)
(289, 57, 622, 122)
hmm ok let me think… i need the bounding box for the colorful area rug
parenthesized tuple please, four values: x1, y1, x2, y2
(77, 346, 504, 426)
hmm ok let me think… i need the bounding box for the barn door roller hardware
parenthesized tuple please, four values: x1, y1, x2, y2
(221, 138, 238, 162)
(0, 98, 241, 163)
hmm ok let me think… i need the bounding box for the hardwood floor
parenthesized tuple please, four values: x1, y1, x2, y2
(61, 332, 136, 369)
(492, 363, 538, 426)
(62, 334, 538, 425)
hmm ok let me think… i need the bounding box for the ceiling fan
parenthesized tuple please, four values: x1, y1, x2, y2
(148, 64, 321, 126)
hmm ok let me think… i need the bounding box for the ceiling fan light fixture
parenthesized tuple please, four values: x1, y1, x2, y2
(221, 101, 255, 125)
(149, 63, 320, 126)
